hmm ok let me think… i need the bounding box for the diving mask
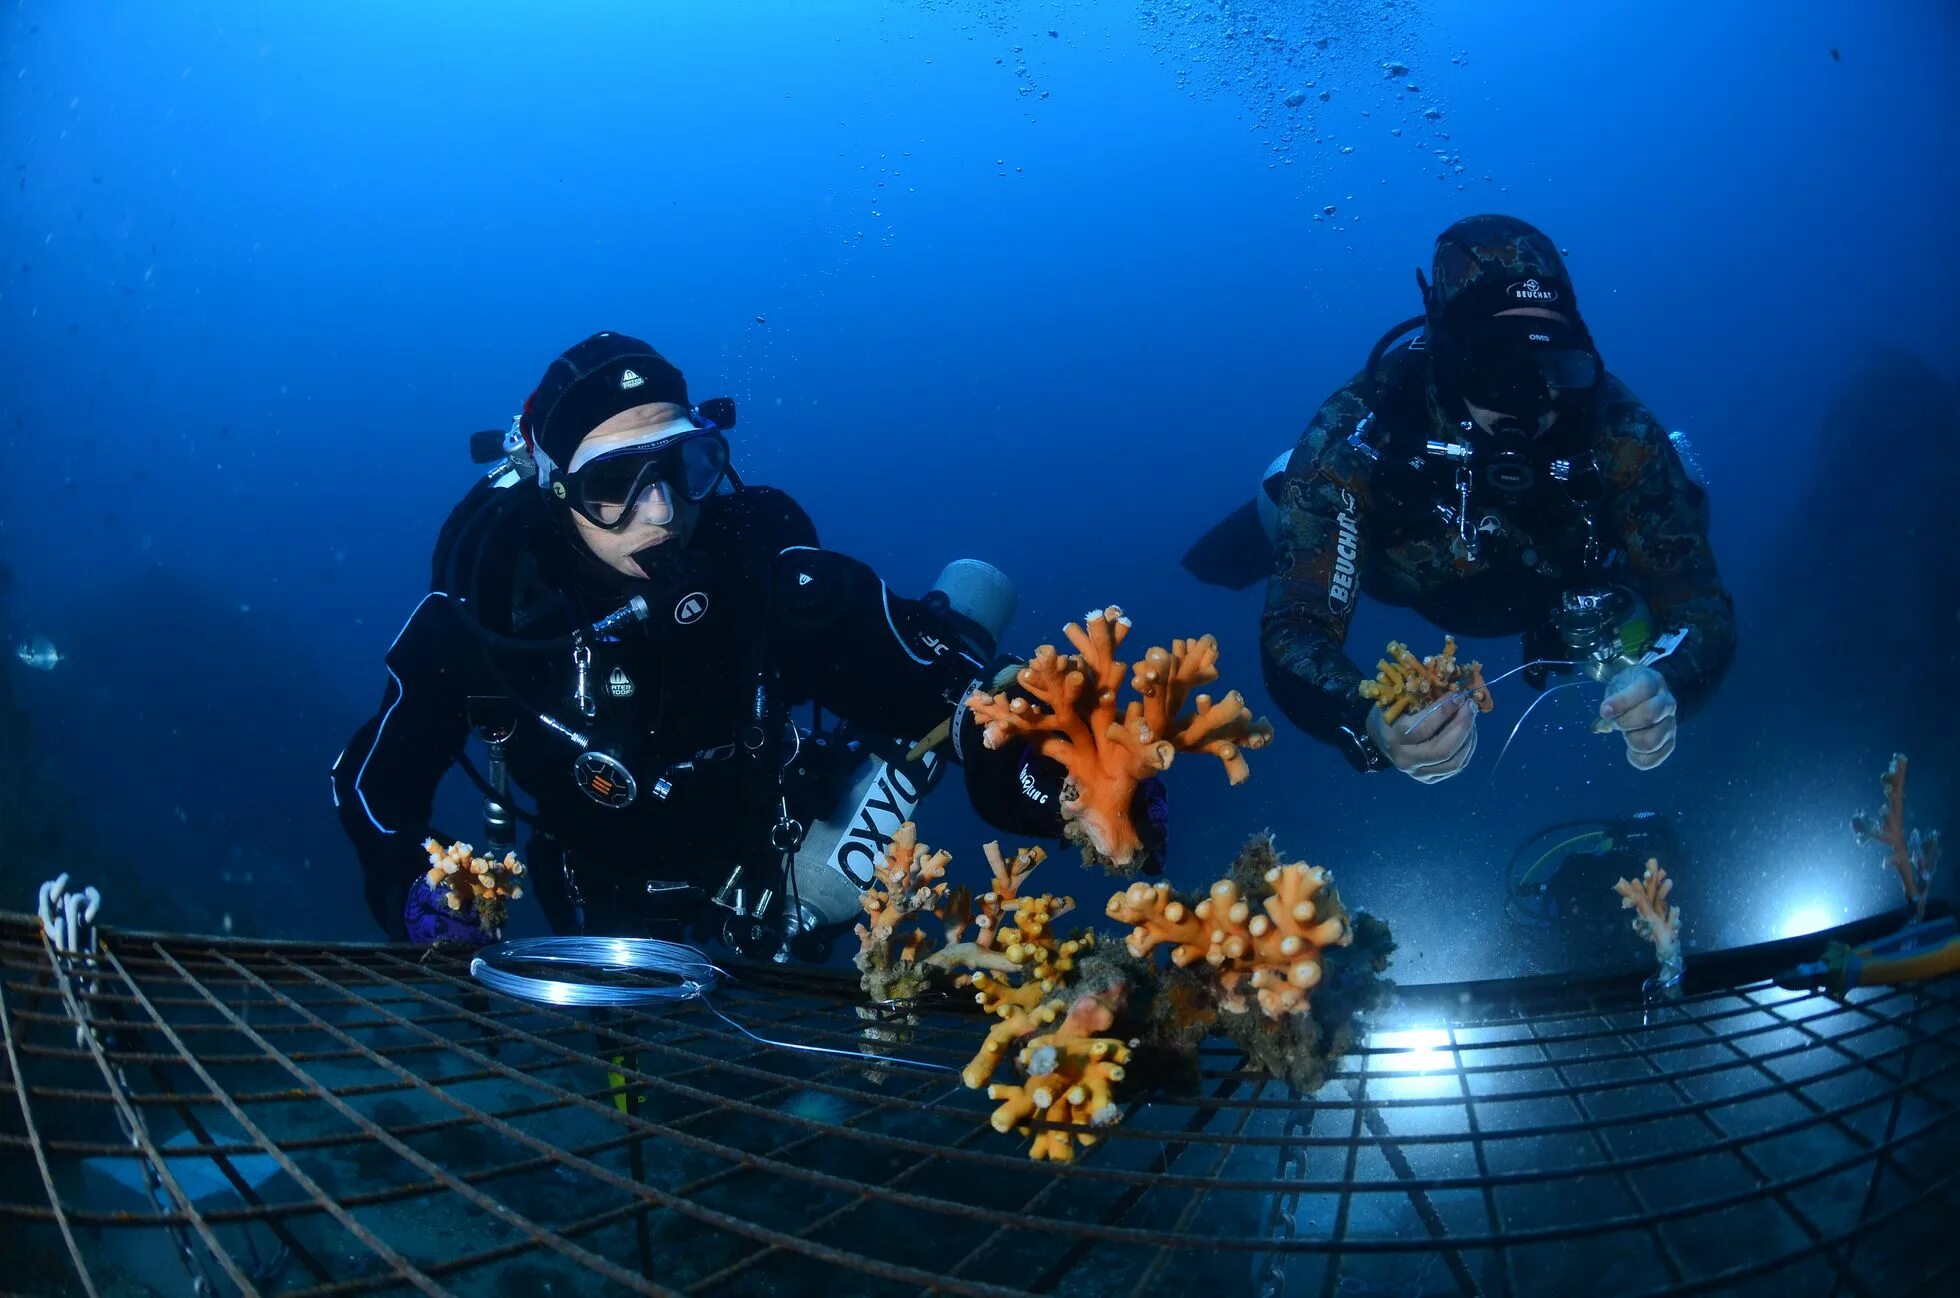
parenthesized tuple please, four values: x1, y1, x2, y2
(555, 416, 730, 530)
(1452, 319, 1601, 423)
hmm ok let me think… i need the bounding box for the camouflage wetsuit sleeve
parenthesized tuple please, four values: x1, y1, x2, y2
(1260, 375, 1380, 756)
(1594, 378, 1736, 719)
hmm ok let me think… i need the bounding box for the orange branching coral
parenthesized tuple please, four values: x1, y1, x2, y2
(854, 823, 1014, 1004)
(855, 821, 951, 963)
(1614, 858, 1681, 967)
(985, 993, 1132, 1162)
(423, 839, 527, 936)
(1108, 864, 1351, 1018)
(1852, 754, 1942, 920)
(967, 606, 1273, 870)
(1357, 637, 1493, 726)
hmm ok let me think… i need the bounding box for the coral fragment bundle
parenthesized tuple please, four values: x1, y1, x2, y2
(1358, 637, 1493, 725)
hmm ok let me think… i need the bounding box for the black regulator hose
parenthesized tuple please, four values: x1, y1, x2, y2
(437, 484, 594, 656)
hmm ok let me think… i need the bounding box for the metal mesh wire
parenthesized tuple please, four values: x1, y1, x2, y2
(3, 909, 1955, 1298)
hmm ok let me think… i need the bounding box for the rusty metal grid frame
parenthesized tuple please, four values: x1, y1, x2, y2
(2, 909, 1956, 1298)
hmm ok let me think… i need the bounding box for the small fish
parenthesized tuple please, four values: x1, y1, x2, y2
(16, 635, 62, 670)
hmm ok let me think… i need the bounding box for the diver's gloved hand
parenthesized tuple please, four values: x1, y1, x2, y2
(403, 876, 493, 947)
(1367, 692, 1477, 784)
(1601, 666, 1677, 771)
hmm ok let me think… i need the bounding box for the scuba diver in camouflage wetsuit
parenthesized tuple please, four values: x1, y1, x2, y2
(1187, 215, 1735, 781)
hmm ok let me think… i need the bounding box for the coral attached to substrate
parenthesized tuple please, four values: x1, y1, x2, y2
(1108, 863, 1349, 1019)
(1107, 835, 1397, 1094)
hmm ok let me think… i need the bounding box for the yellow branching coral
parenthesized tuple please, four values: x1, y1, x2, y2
(967, 606, 1273, 870)
(985, 993, 1132, 1162)
(1852, 754, 1942, 920)
(970, 840, 1047, 952)
(996, 894, 1089, 986)
(852, 825, 1092, 1082)
(1614, 857, 1683, 978)
(963, 878, 1095, 1088)
(1108, 864, 1351, 1018)
(963, 993, 1063, 1090)
(1357, 637, 1493, 726)
(423, 839, 527, 936)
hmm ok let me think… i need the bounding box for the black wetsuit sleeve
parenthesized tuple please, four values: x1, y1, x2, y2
(770, 546, 1064, 838)
(330, 594, 473, 939)
(1593, 380, 1737, 720)
(1259, 377, 1382, 759)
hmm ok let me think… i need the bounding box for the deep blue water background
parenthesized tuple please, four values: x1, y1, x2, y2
(2, 1, 1956, 980)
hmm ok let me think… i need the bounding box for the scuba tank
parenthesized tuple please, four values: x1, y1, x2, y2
(774, 559, 1019, 949)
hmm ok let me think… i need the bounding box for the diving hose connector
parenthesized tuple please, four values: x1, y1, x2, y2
(496, 595, 656, 810)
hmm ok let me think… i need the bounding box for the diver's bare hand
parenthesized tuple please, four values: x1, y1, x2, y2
(1602, 667, 1677, 771)
(1368, 692, 1477, 784)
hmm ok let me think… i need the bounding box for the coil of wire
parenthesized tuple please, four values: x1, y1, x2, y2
(470, 936, 724, 1007)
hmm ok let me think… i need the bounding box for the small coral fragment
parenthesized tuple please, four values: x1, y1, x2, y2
(1357, 636, 1492, 725)
(422, 839, 526, 936)
(1851, 754, 1941, 920)
(960, 866, 1097, 1091)
(854, 823, 1009, 1005)
(1614, 857, 1684, 997)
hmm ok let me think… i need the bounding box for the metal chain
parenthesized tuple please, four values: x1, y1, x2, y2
(40, 876, 219, 1296)
(1253, 1090, 1318, 1298)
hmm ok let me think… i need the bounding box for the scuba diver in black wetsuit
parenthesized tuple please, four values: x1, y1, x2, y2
(332, 332, 1152, 959)
(1184, 215, 1736, 780)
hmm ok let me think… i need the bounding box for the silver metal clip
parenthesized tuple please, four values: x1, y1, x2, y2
(1454, 465, 1479, 560)
(573, 642, 596, 718)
